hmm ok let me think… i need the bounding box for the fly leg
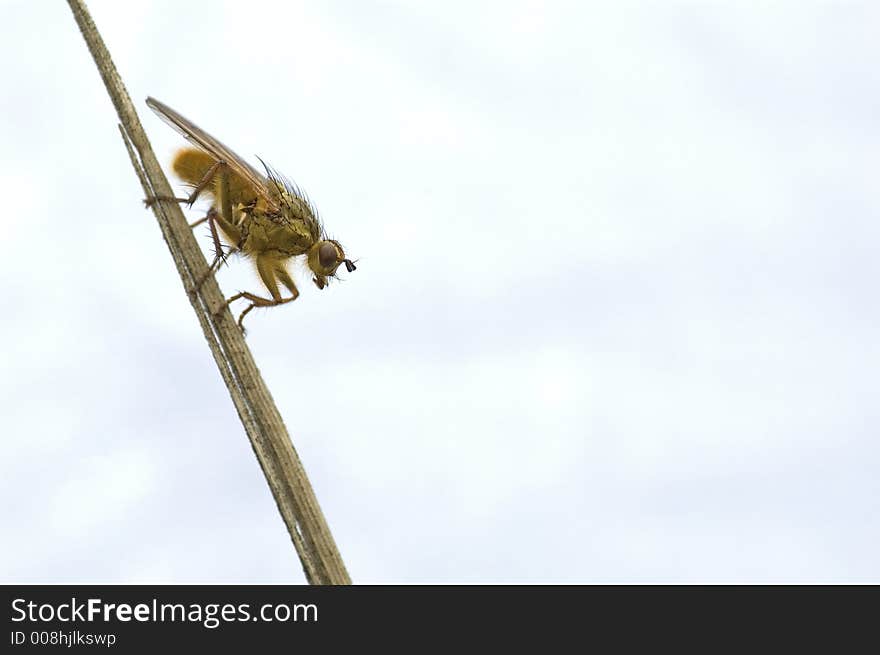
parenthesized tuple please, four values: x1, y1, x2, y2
(191, 209, 241, 292)
(187, 215, 209, 229)
(224, 291, 299, 333)
(193, 163, 242, 294)
(143, 158, 226, 209)
(219, 255, 299, 333)
(145, 160, 243, 295)
(145, 159, 234, 252)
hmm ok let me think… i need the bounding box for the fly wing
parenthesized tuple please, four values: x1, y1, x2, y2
(146, 97, 278, 211)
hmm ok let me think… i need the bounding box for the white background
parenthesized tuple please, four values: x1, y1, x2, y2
(1, 1, 878, 583)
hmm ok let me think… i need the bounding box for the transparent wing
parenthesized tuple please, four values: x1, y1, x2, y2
(146, 97, 277, 211)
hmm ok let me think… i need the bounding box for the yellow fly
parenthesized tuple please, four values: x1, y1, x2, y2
(145, 97, 355, 331)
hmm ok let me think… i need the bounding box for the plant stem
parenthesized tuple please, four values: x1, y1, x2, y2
(67, 0, 351, 585)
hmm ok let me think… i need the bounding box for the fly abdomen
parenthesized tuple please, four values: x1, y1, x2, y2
(172, 147, 259, 207)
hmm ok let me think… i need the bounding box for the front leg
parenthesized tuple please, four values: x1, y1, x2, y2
(219, 254, 300, 333)
(223, 289, 299, 333)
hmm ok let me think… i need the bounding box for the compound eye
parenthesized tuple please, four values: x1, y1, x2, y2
(318, 242, 338, 270)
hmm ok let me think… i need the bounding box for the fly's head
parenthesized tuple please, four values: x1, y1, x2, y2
(308, 239, 356, 290)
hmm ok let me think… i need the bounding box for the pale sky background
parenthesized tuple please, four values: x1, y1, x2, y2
(1, 1, 878, 583)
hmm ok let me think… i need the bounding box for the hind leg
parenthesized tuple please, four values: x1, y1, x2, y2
(147, 162, 243, 294)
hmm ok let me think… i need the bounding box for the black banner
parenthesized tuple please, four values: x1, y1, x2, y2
(1, 586, 875, 650)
